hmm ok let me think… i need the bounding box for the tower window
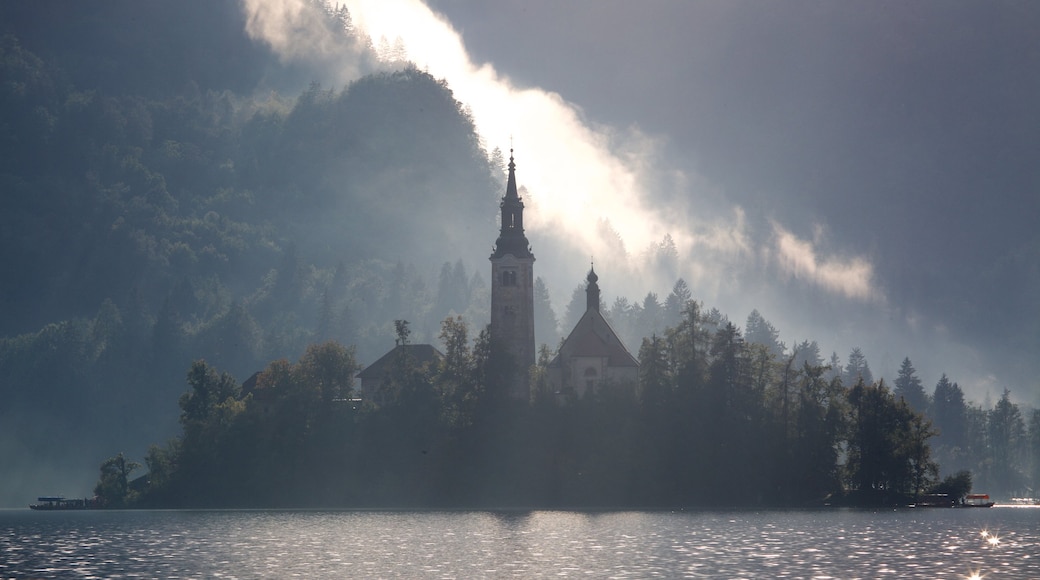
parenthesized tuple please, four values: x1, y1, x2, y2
(501, 270, 517, 286)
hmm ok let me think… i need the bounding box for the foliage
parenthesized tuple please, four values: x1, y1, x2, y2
(930, 470, 973, 500)
(94, 453, 140, 507)
(894, 357, 929, 413)
(104, 270, 1040, 510)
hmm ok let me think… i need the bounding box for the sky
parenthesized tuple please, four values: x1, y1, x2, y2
(244, 0, 1040, 404)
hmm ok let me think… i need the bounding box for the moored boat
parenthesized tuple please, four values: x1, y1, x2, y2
(914, 493, 954, 507)
(962, 493, 995, 508)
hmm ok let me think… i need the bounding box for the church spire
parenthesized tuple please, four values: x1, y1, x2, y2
(491, 149, 533, 259)
(505, 149, 519, 202)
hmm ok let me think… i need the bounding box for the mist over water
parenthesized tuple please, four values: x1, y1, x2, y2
(3, 508, 1039, 578)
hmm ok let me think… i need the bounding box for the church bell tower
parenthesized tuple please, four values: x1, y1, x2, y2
(490, 150, 535, 401)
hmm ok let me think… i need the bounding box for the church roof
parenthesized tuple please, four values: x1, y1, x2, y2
(550, 308, 639, 368)
(357, 344, 444, 379)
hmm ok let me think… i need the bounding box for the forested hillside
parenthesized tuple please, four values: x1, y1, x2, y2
(0, 2, 502, 506)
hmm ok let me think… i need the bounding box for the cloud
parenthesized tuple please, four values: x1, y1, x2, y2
(337, 0, 762, 301)
(769, 222, 881, 302)
(233, 0, 1032, 402)
(240, 0, 365, 83)
(242, 0, 878, 311)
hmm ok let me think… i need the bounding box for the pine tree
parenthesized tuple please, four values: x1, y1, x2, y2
(842, 347, 873, 386)
(893, 357, 928, 412)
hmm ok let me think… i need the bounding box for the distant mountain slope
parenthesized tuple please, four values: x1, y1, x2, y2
(0, 5, 501, 507)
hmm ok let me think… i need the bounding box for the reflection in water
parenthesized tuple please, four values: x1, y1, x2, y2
(1, 507, 1039, 578)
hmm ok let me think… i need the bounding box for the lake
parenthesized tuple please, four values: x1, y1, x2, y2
(2, 506, 1038, 578)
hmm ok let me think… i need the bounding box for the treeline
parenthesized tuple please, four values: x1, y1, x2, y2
(94, 299, 1013, 509)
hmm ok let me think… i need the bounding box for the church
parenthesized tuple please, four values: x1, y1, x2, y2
(489, 152, 638, 401)
(543, 265, 639, 398)
(357, 151, 639, 403)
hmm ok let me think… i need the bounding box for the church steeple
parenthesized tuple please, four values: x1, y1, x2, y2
(491, 150, 533, 260)
(489, 148, 535, 402)
(586, 264, 600, 312)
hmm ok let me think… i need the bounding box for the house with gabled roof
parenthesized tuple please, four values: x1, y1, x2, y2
(356, 343, 443, 406)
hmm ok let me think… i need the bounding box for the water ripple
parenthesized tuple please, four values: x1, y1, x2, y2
(1, 507, 1039, 578)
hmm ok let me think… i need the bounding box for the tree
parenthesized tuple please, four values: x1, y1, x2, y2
(903, 406, 940, 498)
(533, 277, 560, 348)
(893, 357, 928, 412)
(179, 360, 239, 433)
(663, 278, 692, 327)
(638, 334, 671, 412)
(665, 300, 709, 390)
(930, 470, 973, 501)
(703, 322, 755, 499)
(94, 452, 141, 507)
(438, 315, 472, 402)
(652, 234, 679, 278)
(562, 283, 587, 334)
(791, 340, 823, 371)
(930, 374, 967, 450)
(394, 319, 411, 346)
(988, 389, 1026, 497)
(843, 347, 873, 386)
(609, 296, 636, 352)
(295, 340, 360, 403)
(142, 441, 179, 501)
(792, 363, 845, 501)
(845, 379, 937, 502)
(825, 352, 842, 383)
(634, 292, 662, 345)
(745, 309, 784, 359)
(1029, 410, 1040, 496)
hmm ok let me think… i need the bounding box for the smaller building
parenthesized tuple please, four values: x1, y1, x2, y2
(356, 343, 444, 406)
(547, 267, 639, 398)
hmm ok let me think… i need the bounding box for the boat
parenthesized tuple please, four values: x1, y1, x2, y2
(914, 493, 955, 507)
(29, 496, 102, 510)
(961, 493, 995, 508)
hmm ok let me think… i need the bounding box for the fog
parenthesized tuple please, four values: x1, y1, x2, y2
(242, 0, 1040, 403)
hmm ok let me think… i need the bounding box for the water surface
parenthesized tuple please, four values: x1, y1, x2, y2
(2, 506, 1038, 578)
